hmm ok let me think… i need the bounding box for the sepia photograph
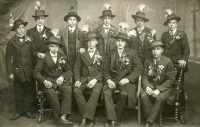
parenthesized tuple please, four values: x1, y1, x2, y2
(0, 0, 200, 126)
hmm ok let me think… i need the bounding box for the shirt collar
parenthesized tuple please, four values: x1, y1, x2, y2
(37, 25, 44, 31)
(50, 52, 57, 57)
(117, 48, 124, 53)
(16, 34, 25, 37)
(169, 28, 177, 35)
(103, 24, 111, 29)
(69, 26, 76, 31)
(88, 48, 96, 53)
(137, 26, 145, 31)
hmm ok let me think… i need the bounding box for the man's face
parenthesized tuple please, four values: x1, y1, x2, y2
(151, 46, 164, 59)
(102, 16, 112, 26)
(35, 16, 46, 26)
(48, 44, 59, 54)
(116, 38, 126, 49)
(88, 38, 98, 49)
(135, 17, 145, 28)
(15, 24, 26, 36)
(68, 16, 77, 27)
(167, 19, 178, 31)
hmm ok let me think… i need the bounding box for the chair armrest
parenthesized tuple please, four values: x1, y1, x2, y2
(137, 75, 142, 97)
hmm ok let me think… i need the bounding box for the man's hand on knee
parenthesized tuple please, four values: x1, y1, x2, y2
(43, 80, 52, 89)
(87, 79, 97, 88)
(56, 76, 64, 86)
(107, 79, 115, 89)
(74, 81, 81, 88)
(145, 86, 153, 95)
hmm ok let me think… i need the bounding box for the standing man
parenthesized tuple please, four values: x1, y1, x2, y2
(94, 4, 118, 56)
(33, 35, 73, 126)
(141, 40, 175, 127)
(103, 32, 143, 127)
(6, 19, 36, 120)
(130, 4, 156, 64)
(59, 11, 86, 69)
(161, 9, 190, 124)
(73, 32, 105, 127)
(27, 1, 52, 66)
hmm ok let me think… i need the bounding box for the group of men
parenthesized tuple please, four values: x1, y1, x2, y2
(6, 2, 190, 127)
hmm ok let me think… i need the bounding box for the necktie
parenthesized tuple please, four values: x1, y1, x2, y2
(88, 49, 94, 53)
(39, 28, 42, 33)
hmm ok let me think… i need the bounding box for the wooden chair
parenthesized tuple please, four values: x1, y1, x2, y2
(159, 68, 183, 126)
(36, 78, 72, 123)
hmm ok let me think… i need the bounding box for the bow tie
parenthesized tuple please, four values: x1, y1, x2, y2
(88, 49, 94, 53)
(118, 50, 123, 54)
(17, 36, 24, 39)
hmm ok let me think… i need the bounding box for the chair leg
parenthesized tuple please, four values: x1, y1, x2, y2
(137, 97, 141, 124)
(38, 97, 44, 124)
(175, 102, 179, 123)
(159, 113, 162, 126)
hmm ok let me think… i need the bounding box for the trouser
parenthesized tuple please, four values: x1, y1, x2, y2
(43, 82, 72, 121)
(104, 86, 128, 121)
(141, 91, 167, 123)
(73, 82, 103, 120)
(13, 80, 35, 114)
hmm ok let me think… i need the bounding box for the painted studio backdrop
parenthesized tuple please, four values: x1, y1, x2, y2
(0, 0, 200, 100)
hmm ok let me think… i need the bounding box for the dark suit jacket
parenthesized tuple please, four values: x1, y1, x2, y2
(73, 49, 105, 84)
(161, 30, 190, 70)
(94, 24, 118, 55)
(33, 52, 73, 89)
(104, 47, 143, 107)
(27, 26, 52, 66)
(142, 55, 175, 105)
(130, 27, 156, 64)
(59, 26, 86, 60)
(6, 35, 33, 81)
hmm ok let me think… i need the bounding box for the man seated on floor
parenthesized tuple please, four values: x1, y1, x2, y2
(73, 31, 105, 127)
(103, 32, 143, 127)
(33, 33, 73, 126)
(141, 40, 175, 127)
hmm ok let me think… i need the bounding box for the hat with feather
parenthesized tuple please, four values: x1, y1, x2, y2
(99, 4, 115, 19)
(163, 9, 181, 26)
(32, 1, 48, 18)
(45, 29, 63, 47)
(131, 4, 149, 22)
(10, 13, 28, 31)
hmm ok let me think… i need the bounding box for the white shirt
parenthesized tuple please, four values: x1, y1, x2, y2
(103, 24, 111, 33)
(37, 25, 44, 32)
(169, 28, 177, 36)
(88, 48, 96, 58)
(69, 26, 76, 33)
(16, 34, 25, 42)
(137, 26, 145, 34)
(117, 48, 124, 57)
(50, 52, 57, 63)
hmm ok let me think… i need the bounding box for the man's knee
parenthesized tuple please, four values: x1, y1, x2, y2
(120, 91, 128, 97)
(73, 88, 82, 95)
(157, 94, 167, 102)
(44, 89, 56, 97)
(104, 89, 112, 96)
(141, 91, 149, 99)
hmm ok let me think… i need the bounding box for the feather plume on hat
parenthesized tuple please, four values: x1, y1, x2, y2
(138, 4, 146, 12)
(51, 29, 60, 38)
(9, 13, 14, 27)
(151, 29, 156, 37)
(82, 25, 90, 33)
(104, 3, 111, 10)
(118, 22, 129, 30)
(127, 29, 137, 37)
(35, 1, 41, 10)
(165, 9, 173, 19)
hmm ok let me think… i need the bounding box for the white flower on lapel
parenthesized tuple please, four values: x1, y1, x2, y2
(25, 35, 33, 42)
(93, 52, 102, 65)
(56, 57, 65, 71)
(127, 29, 137, 37)
(158, 65, 164, 70)
(42, 29, 47, 40)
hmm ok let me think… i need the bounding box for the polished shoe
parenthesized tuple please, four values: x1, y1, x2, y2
(24, 112, 36, 119)
(65, 114, 73, 123)
(111, 120, 119, 127)
(87, 120, 94, 127)
(79, 118, 87, 127)
(60, 114, 73, 125)
(10, 113, 22, 120)
(145, 121, 153, 127)
(179, 114, 186, 124)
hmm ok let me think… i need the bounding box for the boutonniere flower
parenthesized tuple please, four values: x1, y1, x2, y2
(25, 35, 33, 42)
(108, 27, 115, 37)
(56, 57, 66, 71)
(148, 63, 165, 82)
(174, 33, 183, 40)
(118, 53, 129, 69)
(93, 52, 102, 66)
(127, 29, 137, 38)
(42, 29, 48, 40)
(147, 29, 156, 43)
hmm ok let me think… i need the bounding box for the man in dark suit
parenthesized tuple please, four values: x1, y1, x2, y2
(59, 12, 86, 69)
(141, 40, 175, 127)
(94, 4, 118, 56)
(6, 19, 36, 120)
(103, 32, 143, 127)
(27, 6, 52, 66)
(161, 9, 190, 124)
(130, 4, 156, 64)
(33, 36, 73, 126)
(73, 32, 105, 127)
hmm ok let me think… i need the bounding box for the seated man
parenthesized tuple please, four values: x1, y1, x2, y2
(73, 32, 105, 127)
(141, 40, 175, 127)
(103, 32, 143, 127)
(33, 35, 73, 126)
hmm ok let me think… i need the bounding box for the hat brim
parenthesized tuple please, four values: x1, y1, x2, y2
(131, 15, 149, 22)
(64, 14, 81, 22)
(148, 44, 165, 50)
(11, 22, 28, 31)
(32, 15, 49, 18)
(45, 41, 63, 48)
(84, 36, 100, 42)
(99, 15, 116, 19)
(113, 36, 128, 42)
(163, 16, 181, 26)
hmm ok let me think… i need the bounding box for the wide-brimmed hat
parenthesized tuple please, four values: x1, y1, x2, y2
(113, 32, 129, 42)
(11, 19, 28, 31)
(84, 31, 100, 42)
(148, 40, 165, 50)
(64, 12, 81, 22)
(131, 11, 149, 22)
(45, 36, 63, 47)
(163, 14, 181, 26)
(32, 10, 48, 18)
(99, 10, 116, 19)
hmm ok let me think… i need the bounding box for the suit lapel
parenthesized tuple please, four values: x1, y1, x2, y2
(32, 26, 41, 43)
(110, 49, 118, 73)
(45, 52, 57, 73)
(13, 35, 23, 46)
(75, 28, 79, 54)
(64, 27, 69, 58)
(82, 49, 92, 66)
